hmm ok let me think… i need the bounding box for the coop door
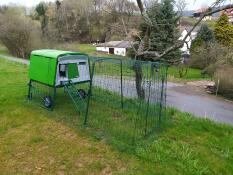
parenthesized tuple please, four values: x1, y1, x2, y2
(68, 63, 79, 79)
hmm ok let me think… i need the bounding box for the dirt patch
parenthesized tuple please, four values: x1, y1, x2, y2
(170, 84, 206, 96)
(187, 80, 215, 88)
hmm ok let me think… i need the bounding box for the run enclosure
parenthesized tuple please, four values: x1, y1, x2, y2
(29, 56, 168, 141)
(88, 57, 168, 141)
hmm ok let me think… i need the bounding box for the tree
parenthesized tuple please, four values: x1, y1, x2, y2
(135, 0, 233, 60)
(197, 24, 215, 43)
(129, 0, 181, 98)
(214, 13, 233, 46)
(148, 0, 181, 61)
(0, 7, 42, 59)
(35, 2, 48, 36)
(191, 24, 215, 50)
(128, 0, 233, 99)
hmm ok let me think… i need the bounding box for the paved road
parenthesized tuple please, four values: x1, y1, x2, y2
(166, 83, 233, 125)
(0, 54, 29, 65)
(93, 76, 233, 125)
(1, 55, 233, 125)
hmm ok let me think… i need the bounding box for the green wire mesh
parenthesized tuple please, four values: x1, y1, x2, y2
(28, 57, 168, 146)
(88, 57, 168, 144)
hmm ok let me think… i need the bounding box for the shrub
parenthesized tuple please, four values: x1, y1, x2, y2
(189, 43, 230, 76)
(214, 66, 233, 99)
(0, 8, 42, 59)
(191, 24, 214, 51)
(214, 13, 233, 47)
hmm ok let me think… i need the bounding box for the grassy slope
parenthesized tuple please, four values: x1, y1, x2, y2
(0, 58, 233, 174)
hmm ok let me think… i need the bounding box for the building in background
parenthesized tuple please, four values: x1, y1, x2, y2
(96, 41, 131, 57)
(193, 8, 212, 21)
(225, 8, 233, 23)
(179, 26, 200, 63)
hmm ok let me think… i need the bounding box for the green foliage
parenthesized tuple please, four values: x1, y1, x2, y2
(0, 44, 9, 55)
(197, 24, 215, 43)
(191, 24, 214, 51)
(190, 42, 232, 77)
(35, 2, 47, 16)
(0, 8, 42, 59)
(190, 37, 204, 51)
(168, 66, 210, 80)
(214, 13, 233, 46)
(35, 2, 48, 36)
(215, 65, 233, 99)
(140, 0, 181, 62)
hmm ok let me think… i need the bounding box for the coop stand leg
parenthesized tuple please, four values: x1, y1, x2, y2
(159, 77, 165, 126)
(51, 87, 57, 111)
(27, 80, 32, 100)
(84, 61, 95, 126)
(120, 60, 124, 109)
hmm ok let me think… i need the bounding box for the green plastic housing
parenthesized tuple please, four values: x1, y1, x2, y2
(29, 49, 87, 87)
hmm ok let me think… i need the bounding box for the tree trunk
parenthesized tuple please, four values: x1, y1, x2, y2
(134, 61, 145, 99)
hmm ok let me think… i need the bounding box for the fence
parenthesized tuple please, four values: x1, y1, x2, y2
(87, 57, 168, 144)
(28, 56, 168, 146)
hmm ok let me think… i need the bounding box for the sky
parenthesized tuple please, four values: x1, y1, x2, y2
(0, 0, 230, 10)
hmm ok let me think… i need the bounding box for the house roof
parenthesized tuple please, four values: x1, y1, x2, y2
(96, 41, 132, 48)
(225, 8, 233, 17)
(194, 8, 208, 14)
(31, 49, 86, 59)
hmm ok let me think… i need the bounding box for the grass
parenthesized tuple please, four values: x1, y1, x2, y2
(54, 42, 125, 59)
(0, 44, 9, 55)
(0, 58, 233, 174)
(168, 66, 211, 81)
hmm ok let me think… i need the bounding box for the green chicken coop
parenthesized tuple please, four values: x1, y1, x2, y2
(28, 49, 92, 124)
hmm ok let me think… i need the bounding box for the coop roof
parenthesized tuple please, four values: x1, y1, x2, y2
(96, 41, 132, 48)
(31, 49, 86, 59)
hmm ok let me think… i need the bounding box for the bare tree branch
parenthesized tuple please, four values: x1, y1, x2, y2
(136, 0, 153, 27)
(120, 17, 138, 54)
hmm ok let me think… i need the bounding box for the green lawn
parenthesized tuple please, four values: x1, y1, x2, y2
(168, 66, 211, 81)
(0, 58, 233, 174)
(54, 43, 125, 59)
(0, 44, 9, 55)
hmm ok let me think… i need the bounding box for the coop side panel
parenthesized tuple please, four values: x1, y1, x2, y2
(29, 55, 57, 86)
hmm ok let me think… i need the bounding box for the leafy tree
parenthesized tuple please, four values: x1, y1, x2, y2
(35, 2, 48, 36)
(129, 0, 181, 98)
(147, 0, 181, 61)
(214, 13, 233, 46)
(0, 8, 42, 59)
(191, 24, 215, 50)
(197, 24, 215, 43)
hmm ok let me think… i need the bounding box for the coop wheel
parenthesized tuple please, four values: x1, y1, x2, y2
(77, 89, 87, 99)
(43, 96, 53, 108)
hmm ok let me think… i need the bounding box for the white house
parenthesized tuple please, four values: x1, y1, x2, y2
(179, 28, 198, 55)
(96, 41, 131, 56)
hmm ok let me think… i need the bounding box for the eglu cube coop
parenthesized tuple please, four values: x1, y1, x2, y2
(28, 49, 91, 124)
(27, 49, 168, 141)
